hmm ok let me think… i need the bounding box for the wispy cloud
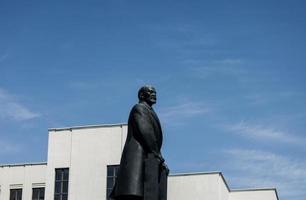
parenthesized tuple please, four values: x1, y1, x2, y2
(193, 65, 244, 78)
(148, 23, 218, 55)
(185, 58, 246, 79)
(0, 88, 40, 121)
(158, 101, 210, 125)
(0, 140, 22, 155)
(225, 121, 306, 146)
(244, 94, 270, 105)
(224, 149, 306, 199)
(0, 53, 9, 62)
(212, 59, 243, 65)
(244, 91, 306, 106)
(67, 81, 99, 90)
(183, 58, 244, 66)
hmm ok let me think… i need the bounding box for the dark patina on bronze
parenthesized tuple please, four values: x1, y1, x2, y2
(110, 85, 169, 200)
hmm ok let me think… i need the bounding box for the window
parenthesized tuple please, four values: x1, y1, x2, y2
(32, 188, 45, 200)
(54, 168, 69, 200)
(106, 165, 119, 200)
(10, 189, 22, 200)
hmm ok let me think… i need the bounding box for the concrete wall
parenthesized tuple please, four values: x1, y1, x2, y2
(0, 163, 46, 200)
(45, 124, 127, 200)
(219, 174, 230, 200)
(168, 172, 226, 200)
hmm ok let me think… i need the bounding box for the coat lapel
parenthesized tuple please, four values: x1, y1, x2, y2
(140, 102, 163, 149)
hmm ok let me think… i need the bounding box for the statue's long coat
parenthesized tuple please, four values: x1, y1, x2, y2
(111, 102, 163, 198)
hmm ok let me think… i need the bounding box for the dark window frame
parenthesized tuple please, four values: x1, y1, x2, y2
(106, 165, 119, 200)
(10, 188, 22, 200)
(54, 168, 69, 200)
(32, 187, 45, 200)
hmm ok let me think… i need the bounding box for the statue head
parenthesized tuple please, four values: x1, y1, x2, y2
(138, 85, 157, 106)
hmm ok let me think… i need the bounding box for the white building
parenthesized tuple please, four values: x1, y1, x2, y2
(0, 124, 279, 200)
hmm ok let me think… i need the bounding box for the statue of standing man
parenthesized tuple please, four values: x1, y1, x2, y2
(110, 85, 169, 200)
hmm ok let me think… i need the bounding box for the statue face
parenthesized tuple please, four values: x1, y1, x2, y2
(143, 87, 157, 106)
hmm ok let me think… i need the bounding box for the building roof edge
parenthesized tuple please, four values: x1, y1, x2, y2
(0, 162, 47, 168)
(231, 187, 277, 192)
(48, 123, 128, 132)
(231, 187, 279, 200)
(169, 171, 221, 176)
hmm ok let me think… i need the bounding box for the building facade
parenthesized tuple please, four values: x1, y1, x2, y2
(0, 124, 279, 200)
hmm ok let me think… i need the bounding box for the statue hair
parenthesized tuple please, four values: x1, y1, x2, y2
(138, 85, 154, 101)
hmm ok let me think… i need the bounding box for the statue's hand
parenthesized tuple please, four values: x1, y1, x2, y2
(162, 163, 170, 175)
(154, 153, 165, 163)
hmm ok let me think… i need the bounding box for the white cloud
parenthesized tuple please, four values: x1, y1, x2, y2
(68, 81, 98, 90)
(226, 121, 306, 146)
(212, 59, 243, 65)
(225, 149, 306, 179)
(183, 58, 243, 67)
(186, 59, 246, 80)
(0, 88, 40, 121)
(158, 101, 209, 125)
(0, 53, 9, 62)
(244, 94, 270, 105)
(0, 140, 21, 155)
(223, 149, 306, 200)
(244, 91, 306, 106)
(149, 23, 217, 50)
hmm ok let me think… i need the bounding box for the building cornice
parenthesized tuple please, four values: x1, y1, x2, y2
(0, 162, 47, 168)
(48, 123, 127, 132)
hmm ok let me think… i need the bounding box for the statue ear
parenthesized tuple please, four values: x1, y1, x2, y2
(139, 92, 145, 100)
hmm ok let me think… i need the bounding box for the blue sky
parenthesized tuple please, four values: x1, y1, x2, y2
(1, 0, 306, 199)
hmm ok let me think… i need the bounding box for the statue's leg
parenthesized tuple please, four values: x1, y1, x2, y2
(144, 154, 159, 200)
(159, 168, 168, 200)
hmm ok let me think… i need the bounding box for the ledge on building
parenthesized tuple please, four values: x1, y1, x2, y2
(0, 162, 47, 168)
(48, 123, 127, 132)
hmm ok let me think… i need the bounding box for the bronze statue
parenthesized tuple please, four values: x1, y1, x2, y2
(110, 85, 169, 200)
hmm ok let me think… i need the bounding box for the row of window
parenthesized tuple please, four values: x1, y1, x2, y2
(6, 166, 119, 200)
(9, 188, 44, 200)
(8, 168, 67, 200)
